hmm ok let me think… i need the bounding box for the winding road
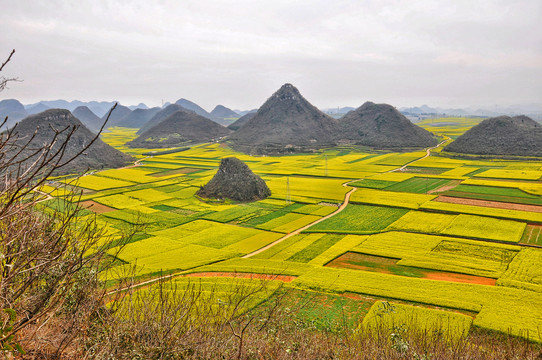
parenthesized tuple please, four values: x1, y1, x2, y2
(244, 138, 449, 258)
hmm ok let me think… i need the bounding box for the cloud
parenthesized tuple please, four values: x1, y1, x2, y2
(0, 0, 540, 109)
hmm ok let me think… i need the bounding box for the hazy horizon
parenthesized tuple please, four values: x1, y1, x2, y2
(1, 1, 541, 111)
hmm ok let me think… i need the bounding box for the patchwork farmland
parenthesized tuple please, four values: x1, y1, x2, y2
(41, 121, 542, 343)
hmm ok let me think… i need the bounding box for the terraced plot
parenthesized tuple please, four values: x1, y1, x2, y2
(306, 204, 408, 234)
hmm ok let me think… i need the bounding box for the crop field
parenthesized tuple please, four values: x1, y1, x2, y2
(350, 188, 436, 209)
(34, 126, 542, 342)
(415, 117, 484, 139)
(474, 169, 542, 180)
(441, 184, 542, 206)
(386, 210, 457, 234)
(440, 214, 526, 242)
(384, 177, 453, 193)
(306, 204, 409, 234)
(521, 225, 542, 246)
(362, 301, 473, 342)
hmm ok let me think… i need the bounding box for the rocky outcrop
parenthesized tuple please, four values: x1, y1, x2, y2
(196, 157, 271, 202)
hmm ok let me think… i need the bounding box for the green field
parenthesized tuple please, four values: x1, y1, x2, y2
(43, 128, 542, 342)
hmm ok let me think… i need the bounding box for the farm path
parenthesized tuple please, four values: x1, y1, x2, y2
(121, 155, 152, 169)
(244, 137, 449, 258)
(242, 186, 358, 258)
(34, 189, 54, 203)
(393, 137, 450, 172)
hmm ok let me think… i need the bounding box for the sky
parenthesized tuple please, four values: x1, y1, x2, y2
(1, 0, 541, 111)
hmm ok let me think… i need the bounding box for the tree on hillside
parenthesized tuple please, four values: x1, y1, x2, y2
(0, 49, 17, 92)
(0, 49, 129, 357)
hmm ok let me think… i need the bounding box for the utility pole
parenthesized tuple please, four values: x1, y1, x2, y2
(286, 176, 291, 204)
(325, 154, 328, 177)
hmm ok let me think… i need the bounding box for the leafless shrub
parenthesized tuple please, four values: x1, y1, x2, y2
(0, 49, 132, 358)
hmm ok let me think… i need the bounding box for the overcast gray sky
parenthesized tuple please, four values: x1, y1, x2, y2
(1, 0, 541, 110)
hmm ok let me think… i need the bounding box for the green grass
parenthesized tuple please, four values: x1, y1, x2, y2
(349, 179, 396, 189)
(306, 204, 409, 234)
(384, 177, 453, 194)
(287, 234, 345, 263)
(441, 184, 542, 206)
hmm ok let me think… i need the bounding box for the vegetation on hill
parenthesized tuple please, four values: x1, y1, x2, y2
(228, 111, 256, 131)
(115, 106, 161, 128)
(228, 83, 338, 154)
(0, 98, 27, 128)
(100, 104, 132, 127)
(73, 105, 102, 133)
(444, 115, 542, 157)
(211, 104, 239, 120)
(4, 108, 133, 175)
(137, 103, 185, 134)
(337, 101, 438, 149)
(128, 108, 232, 148)
(197, 157, 271, 202)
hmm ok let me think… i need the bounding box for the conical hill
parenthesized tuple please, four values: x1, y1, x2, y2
(227, 83, 338, 154)
(5, 109, 133, 175)
(128, 109, 232, 148)
(196, 157, 271, 202)
(337, 102, 438, 148)
(444, 115, 542, 157)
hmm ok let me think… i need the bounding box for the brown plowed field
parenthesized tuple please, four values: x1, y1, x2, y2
(427, 180, 461, 194)
(79, 200, 116, 213)
(435, 195, 542, 213)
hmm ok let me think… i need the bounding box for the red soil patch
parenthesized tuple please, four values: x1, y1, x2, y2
(436, 195, 542, 213)
(79, 200, 115, 214)
(423, 271, 496, 286)
(183, 272, 296, 282)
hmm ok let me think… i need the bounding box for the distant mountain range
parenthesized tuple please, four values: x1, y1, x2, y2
(399, 104, 542, 119)
(3, 97, 541, 134)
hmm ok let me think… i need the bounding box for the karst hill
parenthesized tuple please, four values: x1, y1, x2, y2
(5, 109, 133, 175)
(115, 107, 161, 128)
(72, 106, 102, 134)
(337, 101, 438, 149)
(227, 111, 256, 131)
(211, 105, 239, 125)
(128, 108, 232, 148)
(196, 157, 271, 202)
(444, 115, 542, 157)
(137, 104, 186, 135)
(228, 83, 338, 154)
